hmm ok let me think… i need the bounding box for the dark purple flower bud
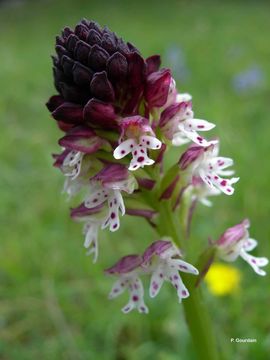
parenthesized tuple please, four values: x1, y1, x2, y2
(83, 98, 117, 129)
(73, 62, 94, 86)
(105, 254, 143, 274)
(66, 34, 79, 52)
(127, 52, 146, 88)
(145, 69, 172, 108)
(61, 56, 75, 76)
(90, 71, 115, 102)
(87, 29, 102, 46)
(58, 126, 106, 154)
(88, 44, 109, 71)
(47, 19, 167, 130)
(74, 24, 89, 41)
(75, 40, 91, 65)
(46, 95, 65, 112)
(107, 52, 128, 82)
(52, 102, 84, 124)
(146, 55, 161, 75)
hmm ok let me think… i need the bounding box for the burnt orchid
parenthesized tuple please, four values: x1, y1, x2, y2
(46, 19, 268, 360)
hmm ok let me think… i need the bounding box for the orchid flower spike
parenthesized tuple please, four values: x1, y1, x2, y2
(217, 219, 268, 276)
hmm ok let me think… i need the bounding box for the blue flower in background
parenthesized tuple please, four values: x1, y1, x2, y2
(232, 66, 265, 93)
(164, 45, 190, 82)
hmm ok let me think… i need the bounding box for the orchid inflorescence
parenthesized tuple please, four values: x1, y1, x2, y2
(46, 19, 268, 314)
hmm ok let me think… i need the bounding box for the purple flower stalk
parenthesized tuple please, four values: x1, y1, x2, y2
(46, 19, 267, 315)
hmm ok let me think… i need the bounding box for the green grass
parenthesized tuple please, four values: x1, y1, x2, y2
(0, 0, 270, 359)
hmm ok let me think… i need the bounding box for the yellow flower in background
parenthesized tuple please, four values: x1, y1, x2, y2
(205, 263, 241, 296)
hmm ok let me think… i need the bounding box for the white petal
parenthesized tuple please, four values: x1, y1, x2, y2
(122, 278, 148, 314)
(167, 269, 190, 302)
(243, 238, 258, 252)
(85, 189, 108, 208)
(176, 93, 192, 103)
(172, 132, 191, 146)
(140, 135, 162, 150)
(170, 259, 199, 275)
(208, 157, 234, 171)
(149, 268, 165, 298)
(184, 118, 216, 132)
(240, 250, 268, 276)
(200, 197, 213, 207)
(128, 148, 155, 171)
(199, 169, 215, 189)
(179, 124, 218, 147)
(113, 139, 136, 159)
(109, 278, 127, 299)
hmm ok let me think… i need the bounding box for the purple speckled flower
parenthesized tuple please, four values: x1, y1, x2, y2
(84, 164, 137, 232)
(217, 220, 268, 276)
(142, 240, 198, 302)
(105, 255, 148, 314)
(113, 116, 162, 171)
(179, 143, 239, 196)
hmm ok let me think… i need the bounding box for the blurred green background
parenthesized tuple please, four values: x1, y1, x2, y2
(0, 0, 269, 359)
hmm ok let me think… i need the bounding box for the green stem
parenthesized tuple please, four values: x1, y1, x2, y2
(156, 207, 220, 360)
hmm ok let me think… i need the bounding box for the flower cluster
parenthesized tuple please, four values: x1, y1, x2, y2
(47, 19, 267, 313)
(105, 240, 198, 313)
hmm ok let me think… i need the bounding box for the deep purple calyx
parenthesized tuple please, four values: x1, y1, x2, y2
(105, 254, 143, 274)
(91, 163, 129, 186)
(58, 125, 108, 154)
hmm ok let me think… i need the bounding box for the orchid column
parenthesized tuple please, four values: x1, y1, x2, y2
(46, 19, 268, 360)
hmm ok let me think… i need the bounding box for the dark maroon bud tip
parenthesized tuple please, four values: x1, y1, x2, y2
(83, 98, 117, 129)
(145, 68, 171, 108)
(90, 71, 115, 102)
(61, 56, 75, 76)
(87, 29, 102, 46)
(74, 24, 89, 41)
(52, 102, 84, 124)
(73, 62, 93, 86)
(88, 44, 109, 71)
(66, 34, 79, 52)
(107, 52, 128, 81)
(55, 45, 70, 59)
(146, 55, 161, 75)
(62, 27, 73, 38)
(46, 95, 65, 112)
(75, 41, 91, 65)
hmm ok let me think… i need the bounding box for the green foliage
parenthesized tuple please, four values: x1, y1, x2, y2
(0, 0, 269, 359)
